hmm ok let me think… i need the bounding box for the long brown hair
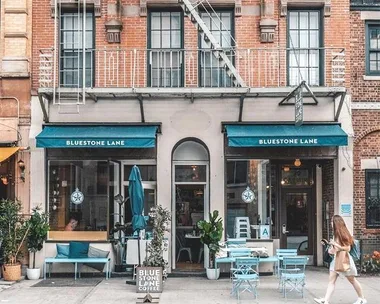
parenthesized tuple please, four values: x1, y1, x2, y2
(332, 215, 354, 246)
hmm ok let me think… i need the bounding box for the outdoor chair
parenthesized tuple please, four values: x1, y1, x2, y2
(280, 256, 309, 298)
(231, 257, 260, 302)
(226, 238, 247, 248)
(176, 234, 192, 263)
(229, 249, 252, 281)
(276, 248, 298, 277)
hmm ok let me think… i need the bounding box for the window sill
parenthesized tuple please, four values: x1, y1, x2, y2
(363, 75, 380, 81)
(47, 231, 108, 241)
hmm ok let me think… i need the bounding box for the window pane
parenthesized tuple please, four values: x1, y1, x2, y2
(151, 13, 161, 30)
(123, 165, 157, 181)
(48, 161, 108, 232)
(151, 31, 161, 48)
(162, 13, 170, 30)
(309, 12, 319, 30)
(299, 12, 308, 29)
(172, 31, 181, 48)
(300, 30, 309, 48)
(367, 171, 380, 228)
(309, 30, 319, 48)
(226, 160, 272, 239)
(289, 12, 298, 30)
(289, 31, 299, 48)
(175, 165, 206, 182)
(171, 13, 181, 30)
(370, 61, 377, 71)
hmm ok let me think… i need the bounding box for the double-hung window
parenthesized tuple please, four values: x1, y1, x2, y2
(366, 23, 380, 75)
(366, 170, 380, 228)
(60, 10, 94, 87)
(199, 11, 234, 87)
(287, 10, 322, 86)
(148, 11, 183, 87)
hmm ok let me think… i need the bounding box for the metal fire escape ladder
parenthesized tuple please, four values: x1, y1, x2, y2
(179, 0, 246, 87)
(52, 0, 86, 113)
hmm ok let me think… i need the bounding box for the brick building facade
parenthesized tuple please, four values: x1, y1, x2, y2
(350, 2, 380, 255)
(29, 0, 353, 274)
(0, 0, 31, 213)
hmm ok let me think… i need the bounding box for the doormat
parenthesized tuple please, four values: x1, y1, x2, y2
(31, 278, 103, 288)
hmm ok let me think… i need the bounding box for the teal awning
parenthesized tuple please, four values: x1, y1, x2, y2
(36, 125, 158, 148)
(225, 124, 348, 147)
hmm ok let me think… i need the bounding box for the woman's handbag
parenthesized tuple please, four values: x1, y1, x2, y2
(334, 250, 351, 272)
(323, 245, 333, 263)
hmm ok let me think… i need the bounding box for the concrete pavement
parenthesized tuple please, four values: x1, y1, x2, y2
(0, 269, 379, 304)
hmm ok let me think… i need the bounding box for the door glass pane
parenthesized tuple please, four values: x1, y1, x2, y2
(175, 165, 206, 182)
(281, 168, 312, 186)
(285, 192, 309, 252)
(175, 184, 204, 267)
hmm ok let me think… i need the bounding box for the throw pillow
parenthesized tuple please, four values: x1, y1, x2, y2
(69, 241, 89, 258)
(84, 246, 110, 271)
(56, 244, 70, 258)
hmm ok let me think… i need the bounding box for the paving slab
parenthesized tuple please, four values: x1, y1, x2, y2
(0, 269, 378, 304)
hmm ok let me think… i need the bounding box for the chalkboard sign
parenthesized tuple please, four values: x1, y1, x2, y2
(136, 267, 163, 293)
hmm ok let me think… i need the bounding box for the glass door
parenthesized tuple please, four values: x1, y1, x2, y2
(281, 188, 313, 256)
(172, 162, 209, 270)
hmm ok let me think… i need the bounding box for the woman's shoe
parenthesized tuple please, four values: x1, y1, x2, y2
(314, 298, 329, 304)
(353, 298, 367, 304)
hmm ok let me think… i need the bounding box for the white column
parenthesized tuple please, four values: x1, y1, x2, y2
(336, 94, 354, 234)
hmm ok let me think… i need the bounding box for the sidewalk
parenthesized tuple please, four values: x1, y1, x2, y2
(0, 269, 378, 304)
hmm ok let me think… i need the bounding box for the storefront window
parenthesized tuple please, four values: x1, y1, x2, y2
(48, 160, 109, 233)
(226, 160, 274, 239)
(175, 165, 206, 183)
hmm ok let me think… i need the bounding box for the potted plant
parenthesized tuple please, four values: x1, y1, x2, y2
(26, 206, 49, 280)
(139, 205, 170, 293)
(0, 199, 30, 281)
(197, 210, 223, 280)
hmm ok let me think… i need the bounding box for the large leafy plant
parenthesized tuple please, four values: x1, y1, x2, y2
(0, 199, 29, 265)
(197, 210, 223, 269)
(144, 205, 171, 276)
(27, 206, 50, 269)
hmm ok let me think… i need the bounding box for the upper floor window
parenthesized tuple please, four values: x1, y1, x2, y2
(60, 10, 94, 88)
(199, 11, 234, 87)
(287, 10, 322, 86)
(366, 170, 380, 228)
(366, 23, 380, 75)
(148, 11, 183, 87)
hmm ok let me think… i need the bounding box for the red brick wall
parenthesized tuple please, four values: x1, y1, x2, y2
(352, 110, 380, 239)
(32, 0, 351, 90)
(350, 11, 380, 102)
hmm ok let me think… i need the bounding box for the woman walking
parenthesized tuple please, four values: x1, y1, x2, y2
(314, 215, 367, 304)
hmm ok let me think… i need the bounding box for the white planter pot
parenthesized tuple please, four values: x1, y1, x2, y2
(27, 268, 41, 280)
(206, 268, 220, 280)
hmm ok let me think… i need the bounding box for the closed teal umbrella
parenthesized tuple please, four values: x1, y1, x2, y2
(129, 165, 146, 266)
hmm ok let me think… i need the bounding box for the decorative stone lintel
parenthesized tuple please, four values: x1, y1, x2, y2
(105, 19, 123, 43)
(260, 19, 277, 43)
(281, 0, 331, 17)
(50, 0, 101, 18)
(140, 0, 147, 16)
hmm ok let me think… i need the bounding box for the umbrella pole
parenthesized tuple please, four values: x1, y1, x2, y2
(137, 229, 141, 267)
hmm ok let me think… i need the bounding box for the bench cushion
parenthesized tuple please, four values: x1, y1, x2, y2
(45, 257, 109, 263)
(56, 244, 70, 258)
(69, 241, 89, 258)
(84, 246, 110, 271)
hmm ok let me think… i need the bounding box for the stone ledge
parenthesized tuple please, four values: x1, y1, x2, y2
(363, 75, 380, 81)
(4, 7, 28, 14)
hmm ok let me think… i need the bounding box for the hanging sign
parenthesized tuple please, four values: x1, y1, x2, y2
(340, 203, 352, 217)
(295, 87, 303, 126)
(260, 225, 270, 239)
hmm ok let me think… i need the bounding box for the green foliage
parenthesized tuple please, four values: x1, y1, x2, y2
(197, 210, 223, 269)
(0, 199, 29, 265)
(361, 251, 380, 274)
(27, 206, 49, 269)
(144, 205, 171, 277)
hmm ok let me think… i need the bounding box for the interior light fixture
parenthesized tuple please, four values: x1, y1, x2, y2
(294, 159, 302, 167)
(18, 160, 26, 182)
(283, 166, 290, 172)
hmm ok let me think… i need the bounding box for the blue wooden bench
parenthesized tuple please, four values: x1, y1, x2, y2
(44, 257, 111, 280)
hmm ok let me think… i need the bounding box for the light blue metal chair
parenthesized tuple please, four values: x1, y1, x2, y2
(229, 249, 253, 280)
(226, 238, 247, 248)
(231, 257, 260, 302)
(280, 256, 309, 298)
(276, 249, 298, 277)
